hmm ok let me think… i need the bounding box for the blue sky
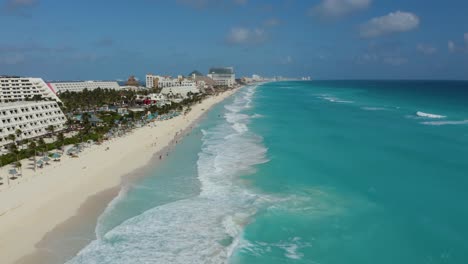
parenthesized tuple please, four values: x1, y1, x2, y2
(0, 0, 467, 80)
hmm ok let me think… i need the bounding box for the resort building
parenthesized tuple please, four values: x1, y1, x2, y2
(48, 81, 120, 93)
(0, 101, 67, 148)
(1, 76, 61, 103)
(207, 67, 236, 87)
(135, 93, 170, 106)
(146, 74, 200, 98)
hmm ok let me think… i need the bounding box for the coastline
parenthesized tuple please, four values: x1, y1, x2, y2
(0, 88, 240, 264)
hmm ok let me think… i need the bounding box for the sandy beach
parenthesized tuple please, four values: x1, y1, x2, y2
(0, 89, 238, 264)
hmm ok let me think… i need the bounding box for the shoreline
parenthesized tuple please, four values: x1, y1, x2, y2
(0, 88, 240, 264)
(16, 99, 215, 264)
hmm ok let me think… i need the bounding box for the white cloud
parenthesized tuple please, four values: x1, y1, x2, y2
(309, 0, 371, 19)
(264, 18, 280, 27)
(448, 33, 468, 53)
(417, 44, 437, 55)
(357, 53, 408, 66)
(225, 27, 267, 45)
(448, 41, 456, 52)
(360, 11, 420, 38)
(7, 0, 37, 8)
(4, 0, 38, 15)
(383, 56, 408, 66)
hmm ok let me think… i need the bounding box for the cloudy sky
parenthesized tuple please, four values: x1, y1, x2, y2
(0, 0, 467, 80)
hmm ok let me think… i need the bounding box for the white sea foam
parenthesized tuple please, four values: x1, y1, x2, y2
(318, 94, 354, 104)
(237, 237, 311, 261)
(361, 107, 389, 111)
(416, 111, 446, 119)
(67, 84, 270, 264)
(421, 120, 468, 126)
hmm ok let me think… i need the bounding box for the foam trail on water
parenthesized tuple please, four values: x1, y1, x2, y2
(317, 94, 354, 104)
(66, 85, 269, 264)
(421, 120, 468, 126)
(416, 111, 446, 119)
(361, 107, 389, 111)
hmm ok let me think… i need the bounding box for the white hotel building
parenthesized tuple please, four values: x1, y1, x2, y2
(48, 81, 120, 93)
(1, 76, 60, 103)
(146, 74, 200, 98)
(207, 67, 236, 87)
(0, 76, 67, 148)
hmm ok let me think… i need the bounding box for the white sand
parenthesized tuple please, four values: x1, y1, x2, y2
(0, 89, 238, 264)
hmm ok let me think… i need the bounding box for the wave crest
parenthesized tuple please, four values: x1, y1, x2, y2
(416, 111, 446, 119)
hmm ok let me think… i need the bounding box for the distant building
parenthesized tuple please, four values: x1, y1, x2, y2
(49, 81, 120, 93)
(1, 76, 61, 103)
(145, 74, 161, 89)
(125, 76, 140, 87)
(252, 74, 263, 81)
(146, 74, 200, 98)
(187, 71, 216, 93)
(207, 67, 236, 87)
(0, 101, 67, 147)
(135, 93, 169, 105)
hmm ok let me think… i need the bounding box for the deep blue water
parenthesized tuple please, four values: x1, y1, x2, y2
(67, 81, 468, 264)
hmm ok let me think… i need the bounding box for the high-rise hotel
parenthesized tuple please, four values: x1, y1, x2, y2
(0, 76, 67, 148)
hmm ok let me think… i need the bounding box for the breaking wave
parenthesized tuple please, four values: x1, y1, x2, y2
(416, 111, 446, 119)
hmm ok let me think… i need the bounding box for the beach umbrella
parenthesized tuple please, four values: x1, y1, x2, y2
(9, 169, 17, 178)
(36, 159, 43, 165)
(43, 156, 51, 162)
(52, 153, 61, 159)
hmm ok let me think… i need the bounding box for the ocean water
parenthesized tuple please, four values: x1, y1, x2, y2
(67, 81, 468, 264)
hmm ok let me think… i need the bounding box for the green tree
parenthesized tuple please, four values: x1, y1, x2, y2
(46, 125, 55, 136)
(7, 134, 16, 143)
(38, 138, 47, 155)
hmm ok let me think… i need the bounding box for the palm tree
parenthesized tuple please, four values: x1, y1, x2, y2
(0, 159, 8, 186)
(9, 144, 20, 173)
(28, 141, 38, 171)
(15, 129, 22, 141)
(57, 132, 65, 151)
(46, 125, 55, 137)
(15, 161, 22, 177)
(66, 118, 74, 131)
(38, 138, 47, 156)
(7, 134, 16, 144)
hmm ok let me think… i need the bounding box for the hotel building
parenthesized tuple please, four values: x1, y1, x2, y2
(207, 67, 236, 87)
(0, 76, 67, 148)
(146, 74, 200, 98)
(1, 76, 60, 103)
(48, 81, 120, 93)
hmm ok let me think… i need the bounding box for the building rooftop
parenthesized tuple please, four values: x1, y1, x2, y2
(48, 80, 118, 83)
(0, 75, 22, 78)
(188, 70, 204, 77)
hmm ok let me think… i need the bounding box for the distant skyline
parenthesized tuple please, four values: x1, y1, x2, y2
(1, 0, 468, 80)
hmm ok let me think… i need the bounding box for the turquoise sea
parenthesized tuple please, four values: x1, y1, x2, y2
(67, 81, 468, 264)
